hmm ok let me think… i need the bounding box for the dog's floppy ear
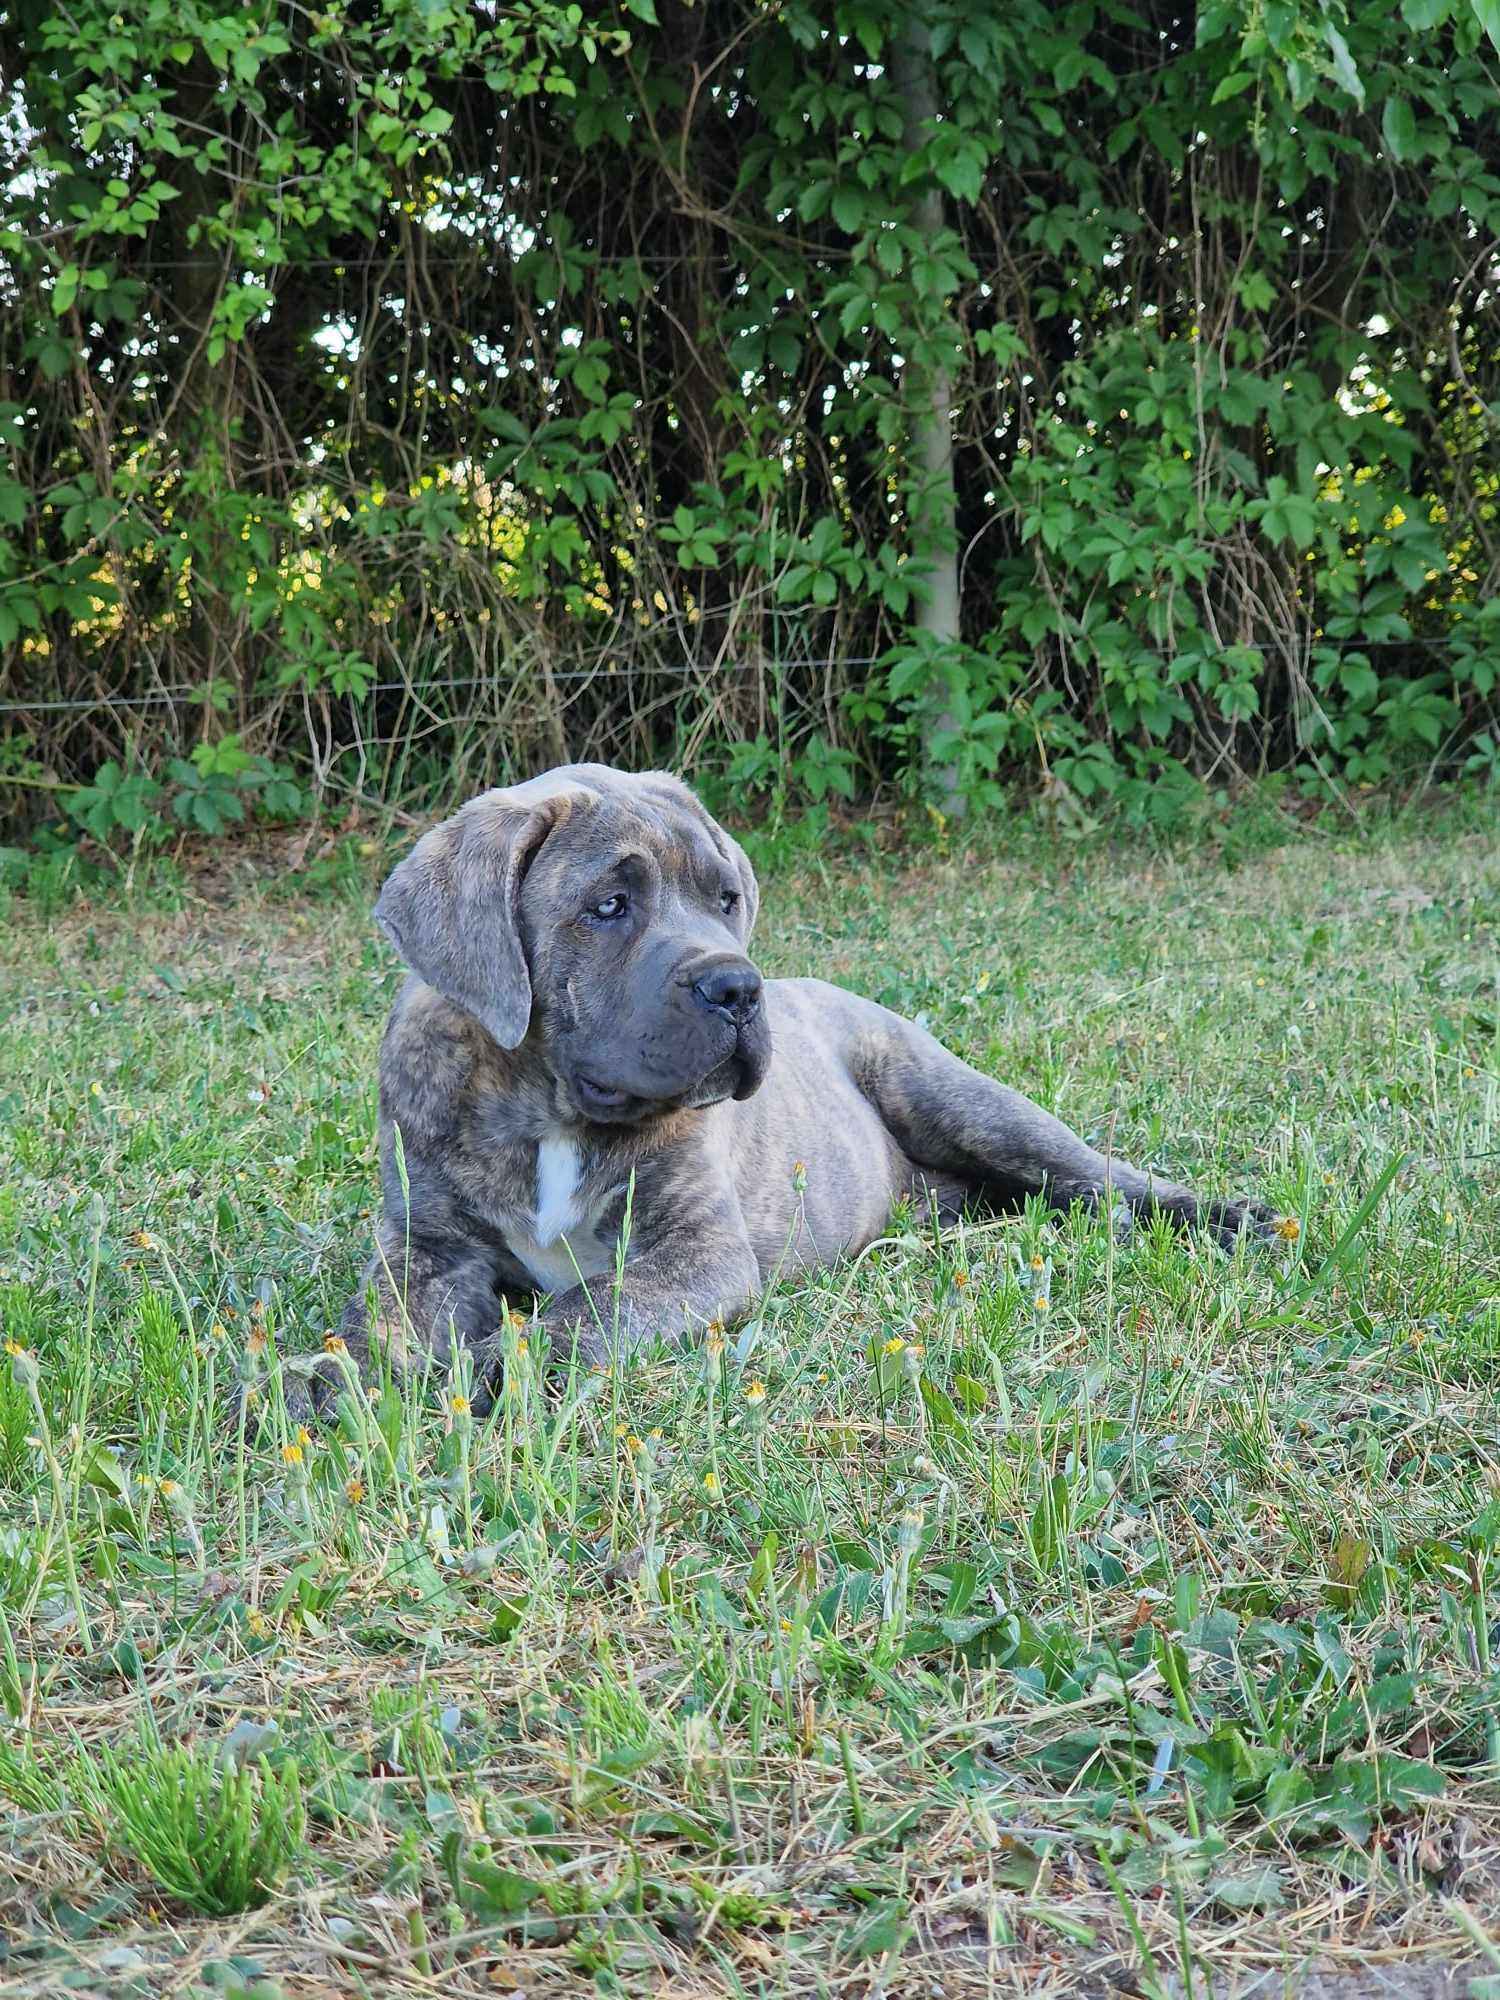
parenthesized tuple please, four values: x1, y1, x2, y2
(374, 787, 576, 1049)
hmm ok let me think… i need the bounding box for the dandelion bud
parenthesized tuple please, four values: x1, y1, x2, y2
(3, 1340, 39, 1389)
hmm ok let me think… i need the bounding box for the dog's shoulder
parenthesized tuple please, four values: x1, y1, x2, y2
(377, 975, 496, 1138)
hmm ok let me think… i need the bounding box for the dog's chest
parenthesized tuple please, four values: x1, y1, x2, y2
(502, 1132, 620, 1293)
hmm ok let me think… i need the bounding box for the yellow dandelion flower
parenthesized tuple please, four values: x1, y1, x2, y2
(247, 1610, 270, 1638)
(246, 1328, 268, 1356)
(89, 1080, 102, 1097)
(345, 1476, 365, 1504)
(1030, 1254, 1045, 1271)
(1275, 1215, 1301, 1242)
(744, 1380, 767, 1405)
(515, 1337, 529, 1357)
(322, 1332, 347, 1354)
(702, 1470, 720, 1496)
(280, 1442, 304, 1465)
(1033, 1294, 1050, 1312)
(614, 1420, 629, 1438)
(951, 1269, 968, 1288)
(132, 1230, 156, 1251)
(625, 1434, 645, 1456)
(882, 1336, 906, 1356)
(648, 1426, 663, 1440)
(450, 1393, 470, 1416)
(508, 1309, 528, 1331)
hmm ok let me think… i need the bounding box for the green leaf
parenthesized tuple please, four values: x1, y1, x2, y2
(1211, 70, 1257, 105)
(1473, 0, 1500, 49)
(952, 1372, 987, 1413)
(918, 1375, 965, 1434)
(747, 1529, 779, 1606)
(1332, 1754, 1446, 1811)
(439, 1833, 542, 1919)
(696, 1575, 742, 1629)
(838, 1897, 911, 1963)
(1381, 96, 1417, 164)
(1207, 1864, 1285, 1911)
(1321, 22, 1364, 108)
(77, 1441, 132, 1501)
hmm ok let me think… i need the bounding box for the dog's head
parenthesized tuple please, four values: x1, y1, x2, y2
(374, 764, 771, 1124)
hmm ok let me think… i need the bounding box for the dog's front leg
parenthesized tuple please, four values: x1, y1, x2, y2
(470, 1210, 761, 1412)
(307, 1225, 507, 1416)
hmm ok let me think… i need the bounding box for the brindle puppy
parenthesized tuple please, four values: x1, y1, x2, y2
(333, 764, 1273, 1408)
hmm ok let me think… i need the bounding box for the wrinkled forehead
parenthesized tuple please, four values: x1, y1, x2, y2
(541, 786, 732, 892)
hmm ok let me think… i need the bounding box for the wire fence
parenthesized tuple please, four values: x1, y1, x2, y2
(0, 657, 891, 716)
(0, 634, 1481, 719)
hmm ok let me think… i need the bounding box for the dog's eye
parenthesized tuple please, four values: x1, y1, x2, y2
(719, 889, 740, 915)
(587, 893, 629, 922)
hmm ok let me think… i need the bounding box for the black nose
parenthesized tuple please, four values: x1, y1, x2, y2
(691, 957, 763, 1026)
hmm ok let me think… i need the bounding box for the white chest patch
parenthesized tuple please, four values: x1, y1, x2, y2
(506, 1132, 620, 1293)
(533, 1133, 583, 1247)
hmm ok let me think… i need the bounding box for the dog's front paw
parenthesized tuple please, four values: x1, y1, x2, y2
(301, 1332, 375, 1424)
(1199, 1194, 1283, 1251)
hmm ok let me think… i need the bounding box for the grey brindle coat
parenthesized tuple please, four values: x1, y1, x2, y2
(335, 764, 1272, 1407)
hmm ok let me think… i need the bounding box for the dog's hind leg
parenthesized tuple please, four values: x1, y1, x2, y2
(862, 1010, 1275, 1250)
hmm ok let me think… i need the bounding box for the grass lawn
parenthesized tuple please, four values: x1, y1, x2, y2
(1, 803, 1498, 1998)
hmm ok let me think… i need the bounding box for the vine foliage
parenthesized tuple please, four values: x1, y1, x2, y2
(3, 0, 1499, 835)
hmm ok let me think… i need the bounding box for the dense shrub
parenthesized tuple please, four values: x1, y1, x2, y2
(2, 0, 1498, 834)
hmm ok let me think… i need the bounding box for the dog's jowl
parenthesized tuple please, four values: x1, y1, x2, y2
(335, 763, 1273, 1406)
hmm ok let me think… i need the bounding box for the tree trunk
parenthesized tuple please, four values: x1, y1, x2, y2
(891, 17, 964, 814)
